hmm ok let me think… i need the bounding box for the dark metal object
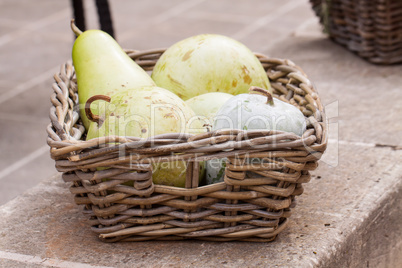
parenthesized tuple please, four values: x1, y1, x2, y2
(70, 0, 115, 39)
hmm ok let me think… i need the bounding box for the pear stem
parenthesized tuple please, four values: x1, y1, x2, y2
(248, 86, 274, 105)
(85, 95, 111, 125)
(70, 19, 83, 36)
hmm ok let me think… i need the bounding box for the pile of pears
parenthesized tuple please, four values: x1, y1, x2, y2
(72, 22, 306, 187)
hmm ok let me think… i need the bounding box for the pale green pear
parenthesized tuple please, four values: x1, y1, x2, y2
(72, 27, 155, 129)
(151, 34, 271, 100)
(185, 92, 233, 127)
(86, 86, 207, 187)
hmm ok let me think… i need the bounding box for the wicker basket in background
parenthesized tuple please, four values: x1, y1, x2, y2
(310, 0, 402, 65)
(47, 49, 328, 242)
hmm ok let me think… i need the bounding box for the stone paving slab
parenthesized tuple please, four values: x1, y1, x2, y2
(0, 0, 72, 206)
(0, 119, 48, 171)
(0, 145, 52, 205)
(0, 143, 400, 267)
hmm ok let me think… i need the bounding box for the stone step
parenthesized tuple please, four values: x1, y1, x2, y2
(0, 143, 400, 267)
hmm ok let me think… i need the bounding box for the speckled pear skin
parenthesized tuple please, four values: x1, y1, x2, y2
(72, 29, 155, 129)
(151, 34, 271, 100)
(86, 86, 207, 187)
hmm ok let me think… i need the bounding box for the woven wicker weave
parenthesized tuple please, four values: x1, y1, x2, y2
(47, 49, 328, 242)
(310, 0, 402, 64)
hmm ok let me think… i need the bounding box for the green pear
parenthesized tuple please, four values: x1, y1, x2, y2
(185, 92, 233, 128)
(151, 34, 271, 100)
(152, 161, 206, 188)
(71, 22, 155, 129)
(86, 86, 207, 187)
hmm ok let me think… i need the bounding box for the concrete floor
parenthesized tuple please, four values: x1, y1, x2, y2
(0, 0, 401, 266)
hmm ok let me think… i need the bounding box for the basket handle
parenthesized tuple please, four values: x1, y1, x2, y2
(248, 86, 274, 105)
(85, 94, 111, 125)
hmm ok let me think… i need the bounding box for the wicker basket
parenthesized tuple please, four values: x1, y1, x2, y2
(310, 0, 402, 64)
(47, 49, 328, 242)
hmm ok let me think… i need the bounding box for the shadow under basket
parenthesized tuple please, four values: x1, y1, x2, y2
(310, 0, 402, 65)
(47, 49, 328, 242)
